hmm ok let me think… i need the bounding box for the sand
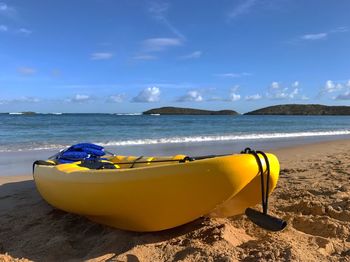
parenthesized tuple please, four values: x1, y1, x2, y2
(0, 139, 349, 262)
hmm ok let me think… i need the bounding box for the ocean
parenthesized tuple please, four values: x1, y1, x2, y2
(1, 113, 350, 176)
(1, 113, 350, 153)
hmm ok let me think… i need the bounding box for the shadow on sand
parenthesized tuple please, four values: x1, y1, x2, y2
(0, 180, 208, 261)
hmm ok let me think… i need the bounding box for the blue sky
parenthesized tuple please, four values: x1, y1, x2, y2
(0, 0, 349, 113)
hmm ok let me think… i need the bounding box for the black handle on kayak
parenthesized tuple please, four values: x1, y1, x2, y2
(245, 208, 287, 231)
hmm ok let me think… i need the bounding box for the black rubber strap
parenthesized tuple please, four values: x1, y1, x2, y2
(130, 156, 144, 168)
(241, 148, 270, 215)
(256, 150, 270, 214)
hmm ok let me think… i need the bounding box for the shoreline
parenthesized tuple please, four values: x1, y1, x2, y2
(1, 134, 350, 177)
(0, 137, 350, 180)
(1, 138, 349, 261)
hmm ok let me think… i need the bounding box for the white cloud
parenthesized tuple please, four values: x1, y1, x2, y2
(301, 33, 327, 40)
(228, 0, 257, 20)
(335, 91, 350, 100)
(322, 80, 343, 93)
(289, 87, 299, 99)
(67, 94, 91, 103)
(333, 80, 350, 100)
(143, 38, 182, 52)
(148, 1, 169, 18)
(18, 28, 32, 35)
(132, 87, 160, 102)
(1, 96, 40, 104)
(215, 72, 251, 78)
(148, 1, 185, 40)
(245, 94, 262, 101)
(228, 86, 241, 101)
(229, 93, 241, 101)
(268, 81, 302, 99)
(300, 27, 348, 42)
(107, 94, 125, 103)
(179, 51, 202, 60)
(90, 52, 114, 60)
(0, 24, 7, 31)
(133, 54, 157, 60)
(292, 81, 299, 87)
(177, 90, 203, 102)
(271, 81, 280, 89)
(17, 67, 36, 75)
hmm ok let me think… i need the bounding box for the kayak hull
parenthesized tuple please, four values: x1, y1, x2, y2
(33, 153, 280, 231)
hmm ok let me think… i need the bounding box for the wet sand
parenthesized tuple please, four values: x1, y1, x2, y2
(0, 139, 349, 261)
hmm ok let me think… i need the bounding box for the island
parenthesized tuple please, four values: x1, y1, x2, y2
(245, 104, 350, 115)
(143, 107, 239, 115)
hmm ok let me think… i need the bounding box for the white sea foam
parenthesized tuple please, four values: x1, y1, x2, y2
(99, 130, 350, 146)
(9, 112, 23, 115)
(115, 113, 142, 116)
(1, 130, 349, 152)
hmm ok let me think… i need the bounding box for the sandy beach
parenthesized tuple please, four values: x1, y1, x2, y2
(0, 139, 349, 261)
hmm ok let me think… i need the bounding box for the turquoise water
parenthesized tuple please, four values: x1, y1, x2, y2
(1, 113, 350, 152)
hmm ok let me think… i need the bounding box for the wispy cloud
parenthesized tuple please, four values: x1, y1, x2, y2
(67, 94, 92, 103)
(148, 1, 185, 40)
(0, 2, 7, 10)
(132, 87, 161, 102)
(90, 52, 114, 60)
(17, 28, 32, 35)
(335, 91, 350, 100)
(301, 33, 327, 40)
(300, 26, 348, 41)
(215, 72, 251, 78)
(177, 90, 203, 102)
(210, 86, 241, 102)
(228, 0, 257, 20)
(142, 37, 182, 52)
(0, 24, 7, 32)
(107, 94, 125, 103)
(133, 54, 157, 60)
(0, 25, 33, 35)
(0, 96, 40, 104)
(17, 67, 36, 75)
(139, 82, 195, 90)
(331, 26, 348, 33)
(245, 94, 262, 101)
(179, 51, 202, 60)
(0, 2, 17, 19)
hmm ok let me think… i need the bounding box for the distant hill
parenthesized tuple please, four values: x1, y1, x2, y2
(245, 104, 350, 115)
(143, 107, 239, 115)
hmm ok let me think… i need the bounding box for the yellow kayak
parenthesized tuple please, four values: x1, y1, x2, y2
(33, 152, 280, 232)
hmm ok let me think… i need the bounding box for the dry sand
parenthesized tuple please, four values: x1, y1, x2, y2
(0, 139, 349, 262)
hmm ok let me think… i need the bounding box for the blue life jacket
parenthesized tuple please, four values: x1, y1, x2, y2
(56, 143, 106, 163)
